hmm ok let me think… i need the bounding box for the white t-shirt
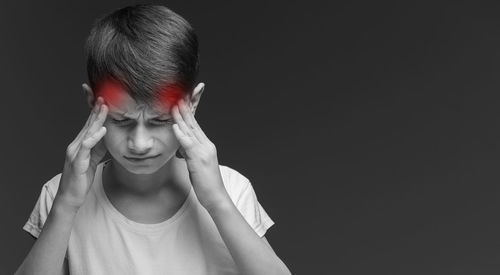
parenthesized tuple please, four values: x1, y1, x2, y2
(22, 159, 274, 275)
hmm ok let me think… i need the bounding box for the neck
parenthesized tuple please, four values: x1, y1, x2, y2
(104, 156, 189, 198)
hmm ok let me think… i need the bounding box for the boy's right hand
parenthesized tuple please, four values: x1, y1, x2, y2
(56, 96, 108, 211)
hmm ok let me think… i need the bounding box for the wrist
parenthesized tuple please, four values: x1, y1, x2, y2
(53, 195, 81, 216)
(205, 195, 236, 216)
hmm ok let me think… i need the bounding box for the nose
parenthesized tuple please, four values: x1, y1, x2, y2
(127, 124, 154, 155)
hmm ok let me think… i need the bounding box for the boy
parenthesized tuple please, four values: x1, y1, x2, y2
(16, 4, 291, 275)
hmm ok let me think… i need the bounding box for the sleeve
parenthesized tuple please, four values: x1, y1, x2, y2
(22, 174, 69, 259)
(234, 179, 275, 238)
(22, 182, 56, 239)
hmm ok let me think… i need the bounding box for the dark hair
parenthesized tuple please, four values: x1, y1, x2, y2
(84, 4, 199, 106)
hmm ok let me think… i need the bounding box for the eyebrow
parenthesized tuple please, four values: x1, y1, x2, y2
(110, 111, 171, 119)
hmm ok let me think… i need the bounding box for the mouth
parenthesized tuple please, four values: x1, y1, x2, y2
(124, 155, 160, 162)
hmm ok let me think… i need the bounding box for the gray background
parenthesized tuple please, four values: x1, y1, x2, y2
(3, 0, 500, 274)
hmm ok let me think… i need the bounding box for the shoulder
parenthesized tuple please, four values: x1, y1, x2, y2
(40, 161, 104, 199)
(218, 164, 252, 203)
(218, 164, 275, 237)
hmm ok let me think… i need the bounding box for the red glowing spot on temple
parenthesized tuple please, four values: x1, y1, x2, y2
(157, 84, 184, 112)
(95, 77, 185, 114)
(95, 77, 126, 107)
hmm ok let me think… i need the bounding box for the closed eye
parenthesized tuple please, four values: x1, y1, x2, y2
(151, 119, 174, 125)
(111, 118, 174, 125)
(111, 118, 131, 123)
(111, 118, 173, 125)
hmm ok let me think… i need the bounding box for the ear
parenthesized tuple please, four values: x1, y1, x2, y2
(187, 82, 205, 116)
(82, 83, 96, 108)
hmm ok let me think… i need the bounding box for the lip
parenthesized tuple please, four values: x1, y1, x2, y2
(124, 155, 160, 162)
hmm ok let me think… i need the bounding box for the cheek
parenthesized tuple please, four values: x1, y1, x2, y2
(152, 127, 181, 151)
(102, 125, 123, 149)
(157, 127, 179, 146)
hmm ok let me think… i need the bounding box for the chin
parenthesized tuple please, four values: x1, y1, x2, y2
(124, 165, 161, 175)
(118, 154, 173, 175)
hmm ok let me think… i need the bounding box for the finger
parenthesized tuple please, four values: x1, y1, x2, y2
(74, 97, 103, 145)
(69, 97, 102, 154)
(178, 99, 207, 143)
(84, 97, 103, 129)
(178, 98, 195, 128)
(172, 104, 195, 140)
(85, 127, 107, 151)
(172, 123, 195, 149)
(87, 97, 104, 127)
(89, 131, 108, 167)
(83, 102, 108, 141)
(75, 126, 107, 165)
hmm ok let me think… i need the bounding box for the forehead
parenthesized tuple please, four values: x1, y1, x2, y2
(97, 79, 183, 116)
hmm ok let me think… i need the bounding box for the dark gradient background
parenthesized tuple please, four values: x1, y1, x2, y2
(2, 1, 500, 274)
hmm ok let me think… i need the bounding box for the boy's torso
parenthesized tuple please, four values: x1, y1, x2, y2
(25, 161, 264, 274)
(101, 159, 194, 224)
(101, 167, 193, 224)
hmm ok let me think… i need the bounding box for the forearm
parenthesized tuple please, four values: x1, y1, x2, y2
(207, 197, 291, 275)
(15, 197, 77, 275)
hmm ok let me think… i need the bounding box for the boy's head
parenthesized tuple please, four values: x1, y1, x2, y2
(82, 4, 204, 174)
(84, 4, 199, 107)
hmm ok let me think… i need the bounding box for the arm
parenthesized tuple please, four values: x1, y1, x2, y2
(15, 198, 76, 275)
(207, 199, 292, 275)
(171, 95, 291, 274)
(16, 95, 108, 275)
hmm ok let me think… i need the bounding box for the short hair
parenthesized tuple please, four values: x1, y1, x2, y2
(84, 4, 199, 106)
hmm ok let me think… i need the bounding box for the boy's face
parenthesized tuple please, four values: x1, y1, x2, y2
(98, 86, 190, 175)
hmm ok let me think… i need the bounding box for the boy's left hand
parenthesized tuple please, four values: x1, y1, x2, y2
(171, 96, 230, 213)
